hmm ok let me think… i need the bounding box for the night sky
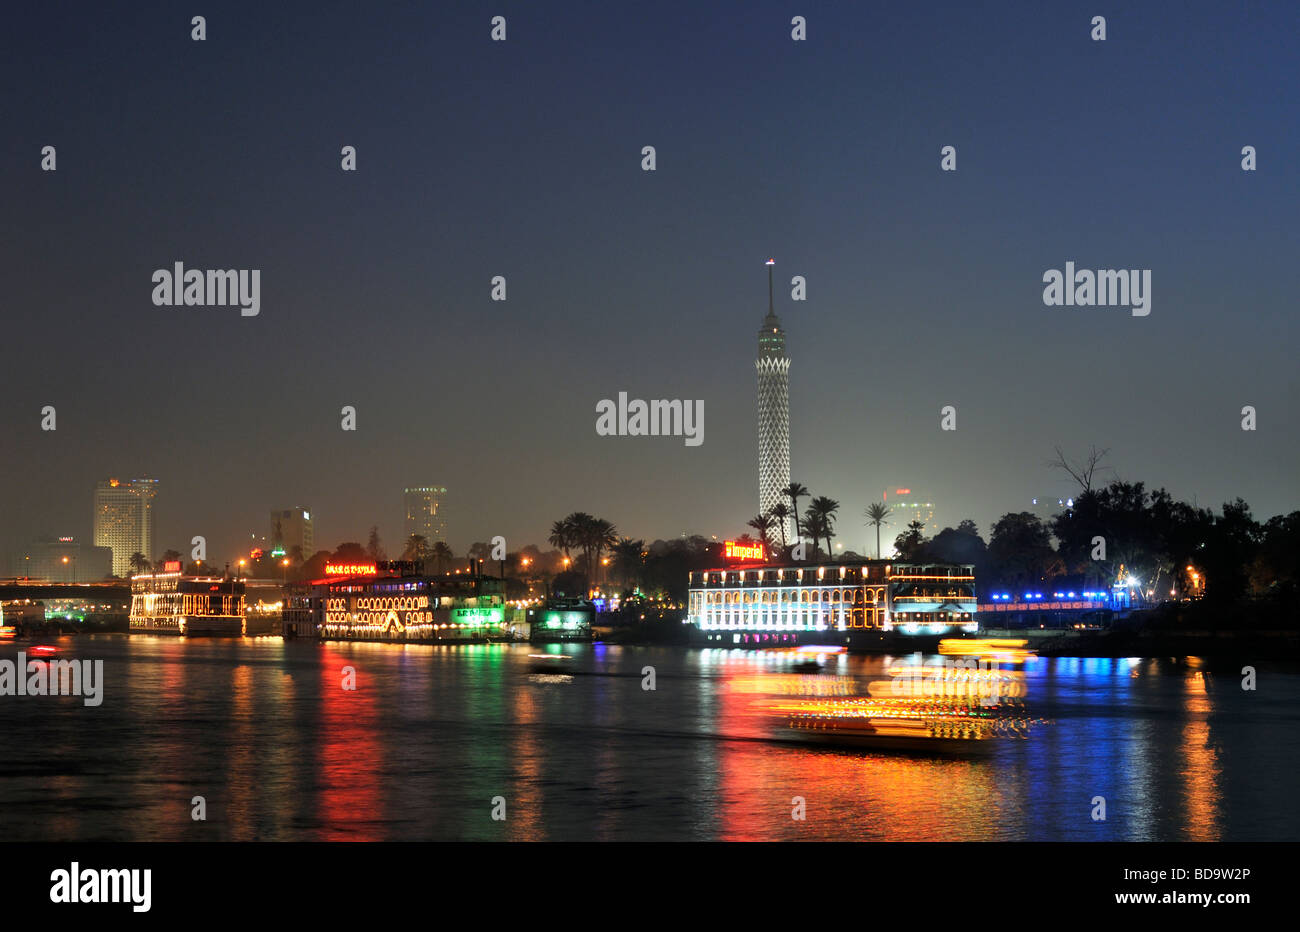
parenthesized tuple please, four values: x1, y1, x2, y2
(3, 1, 1296, 562)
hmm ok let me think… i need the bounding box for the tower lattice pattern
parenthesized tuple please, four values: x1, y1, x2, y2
(757, 356, 792, 542)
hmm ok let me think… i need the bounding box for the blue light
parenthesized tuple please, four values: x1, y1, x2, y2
(1068, 591, 1076, 598)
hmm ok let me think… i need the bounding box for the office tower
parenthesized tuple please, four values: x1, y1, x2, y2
(93, 478, 159, 576)
(404, 486, 447, 543)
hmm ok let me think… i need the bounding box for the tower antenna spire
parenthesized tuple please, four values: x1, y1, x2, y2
(766, 258, 775, 314)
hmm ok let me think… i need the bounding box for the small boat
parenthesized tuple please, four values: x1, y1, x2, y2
(526, 653, 574, 674)
(527, 598, 595, 643)
(771, 697, 1035, 754)
(792, 659, 823, 674)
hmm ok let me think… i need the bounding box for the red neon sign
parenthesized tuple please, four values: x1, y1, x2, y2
(895, 488, 910, 495)
(325, 563, 378, 577)
(724, 541, 765, 562)
(163, 560, 182, 573)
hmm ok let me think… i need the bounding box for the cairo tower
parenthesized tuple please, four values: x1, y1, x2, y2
(756, 259, 792, 542)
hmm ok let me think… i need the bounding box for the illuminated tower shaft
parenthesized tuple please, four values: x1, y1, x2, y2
(756, 260, 792, 543)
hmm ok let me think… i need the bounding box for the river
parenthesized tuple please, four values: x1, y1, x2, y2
(1, 636, 1295, 841)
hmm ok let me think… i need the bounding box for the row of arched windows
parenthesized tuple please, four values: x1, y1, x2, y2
(700, 587, 884, 605)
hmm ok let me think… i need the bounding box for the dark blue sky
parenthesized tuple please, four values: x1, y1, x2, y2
(3, 0, 1296, 561)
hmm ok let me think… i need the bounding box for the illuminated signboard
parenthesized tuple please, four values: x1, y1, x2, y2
(163, 560, 182, 573)
(451, 607, 505, 626)
(325, 563, 378, 577)
(724, 540, 765, 562)
(540, 610, 590, 630)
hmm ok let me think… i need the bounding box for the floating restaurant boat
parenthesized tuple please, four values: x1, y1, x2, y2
(129, 562, 245, 636)
(527, 598, 595, 643)
(302, 561, 514, 643)
(771, 696, 1036, 754)
(687, 560, 977, 648)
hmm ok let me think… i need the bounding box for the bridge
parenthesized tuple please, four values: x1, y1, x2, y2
(0, 581, 131, 604)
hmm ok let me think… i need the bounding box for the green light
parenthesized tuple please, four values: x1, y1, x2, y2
(451, 607, 504, 626)
(540, 610, 588, 630)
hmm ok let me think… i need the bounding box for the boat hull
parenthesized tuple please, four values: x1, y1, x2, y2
(784, 718, 1000, 754)
(129, 615, 244, 637)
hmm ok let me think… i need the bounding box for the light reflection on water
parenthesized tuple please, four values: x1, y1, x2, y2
(0, 636, 1294, 841)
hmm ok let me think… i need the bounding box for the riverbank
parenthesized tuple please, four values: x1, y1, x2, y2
(1033, 628, 1300, 658)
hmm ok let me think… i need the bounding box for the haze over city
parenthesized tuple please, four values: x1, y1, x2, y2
(3, 0, 1296, 561)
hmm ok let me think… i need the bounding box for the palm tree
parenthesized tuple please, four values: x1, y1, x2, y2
(769, 502, 791, 549)
(783, 482, 809, 543)
(803, 514, 828, 560)
(549, 517, 578, 561)
(864, 502, 892, 559)
(564, 512, 596, 575)
(429, 541, 454, 574)
(589, 517, 618, 582)
(747, 513, 775, 552)
(808, 496, 841, 557)
(128, 552, 151, 576)
(403, 534, 430, 565)
(611, 537, 645, 590)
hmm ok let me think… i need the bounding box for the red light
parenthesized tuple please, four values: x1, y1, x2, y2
(723, 541, 765, 562)
(325, 563, 378, 577)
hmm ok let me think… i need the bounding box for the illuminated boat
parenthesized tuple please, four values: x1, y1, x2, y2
(772, 697, 1034, 754)
(129, 564, 246, 637)
(527, 598, 595, 643)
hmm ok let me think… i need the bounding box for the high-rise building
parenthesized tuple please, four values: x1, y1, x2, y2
(93, 478, 159, 576)
(883, 488, 936, 533)
(270, 506, 314, 558)
(756, 259, 792, 542)
(1030, 496, 1073, 522)
(404, 487, 447, 543)
(8, 536, 113, 582)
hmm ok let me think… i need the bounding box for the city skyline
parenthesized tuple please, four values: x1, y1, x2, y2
(3, 0, 1298, 876)
(2, 1, 1296, 566)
